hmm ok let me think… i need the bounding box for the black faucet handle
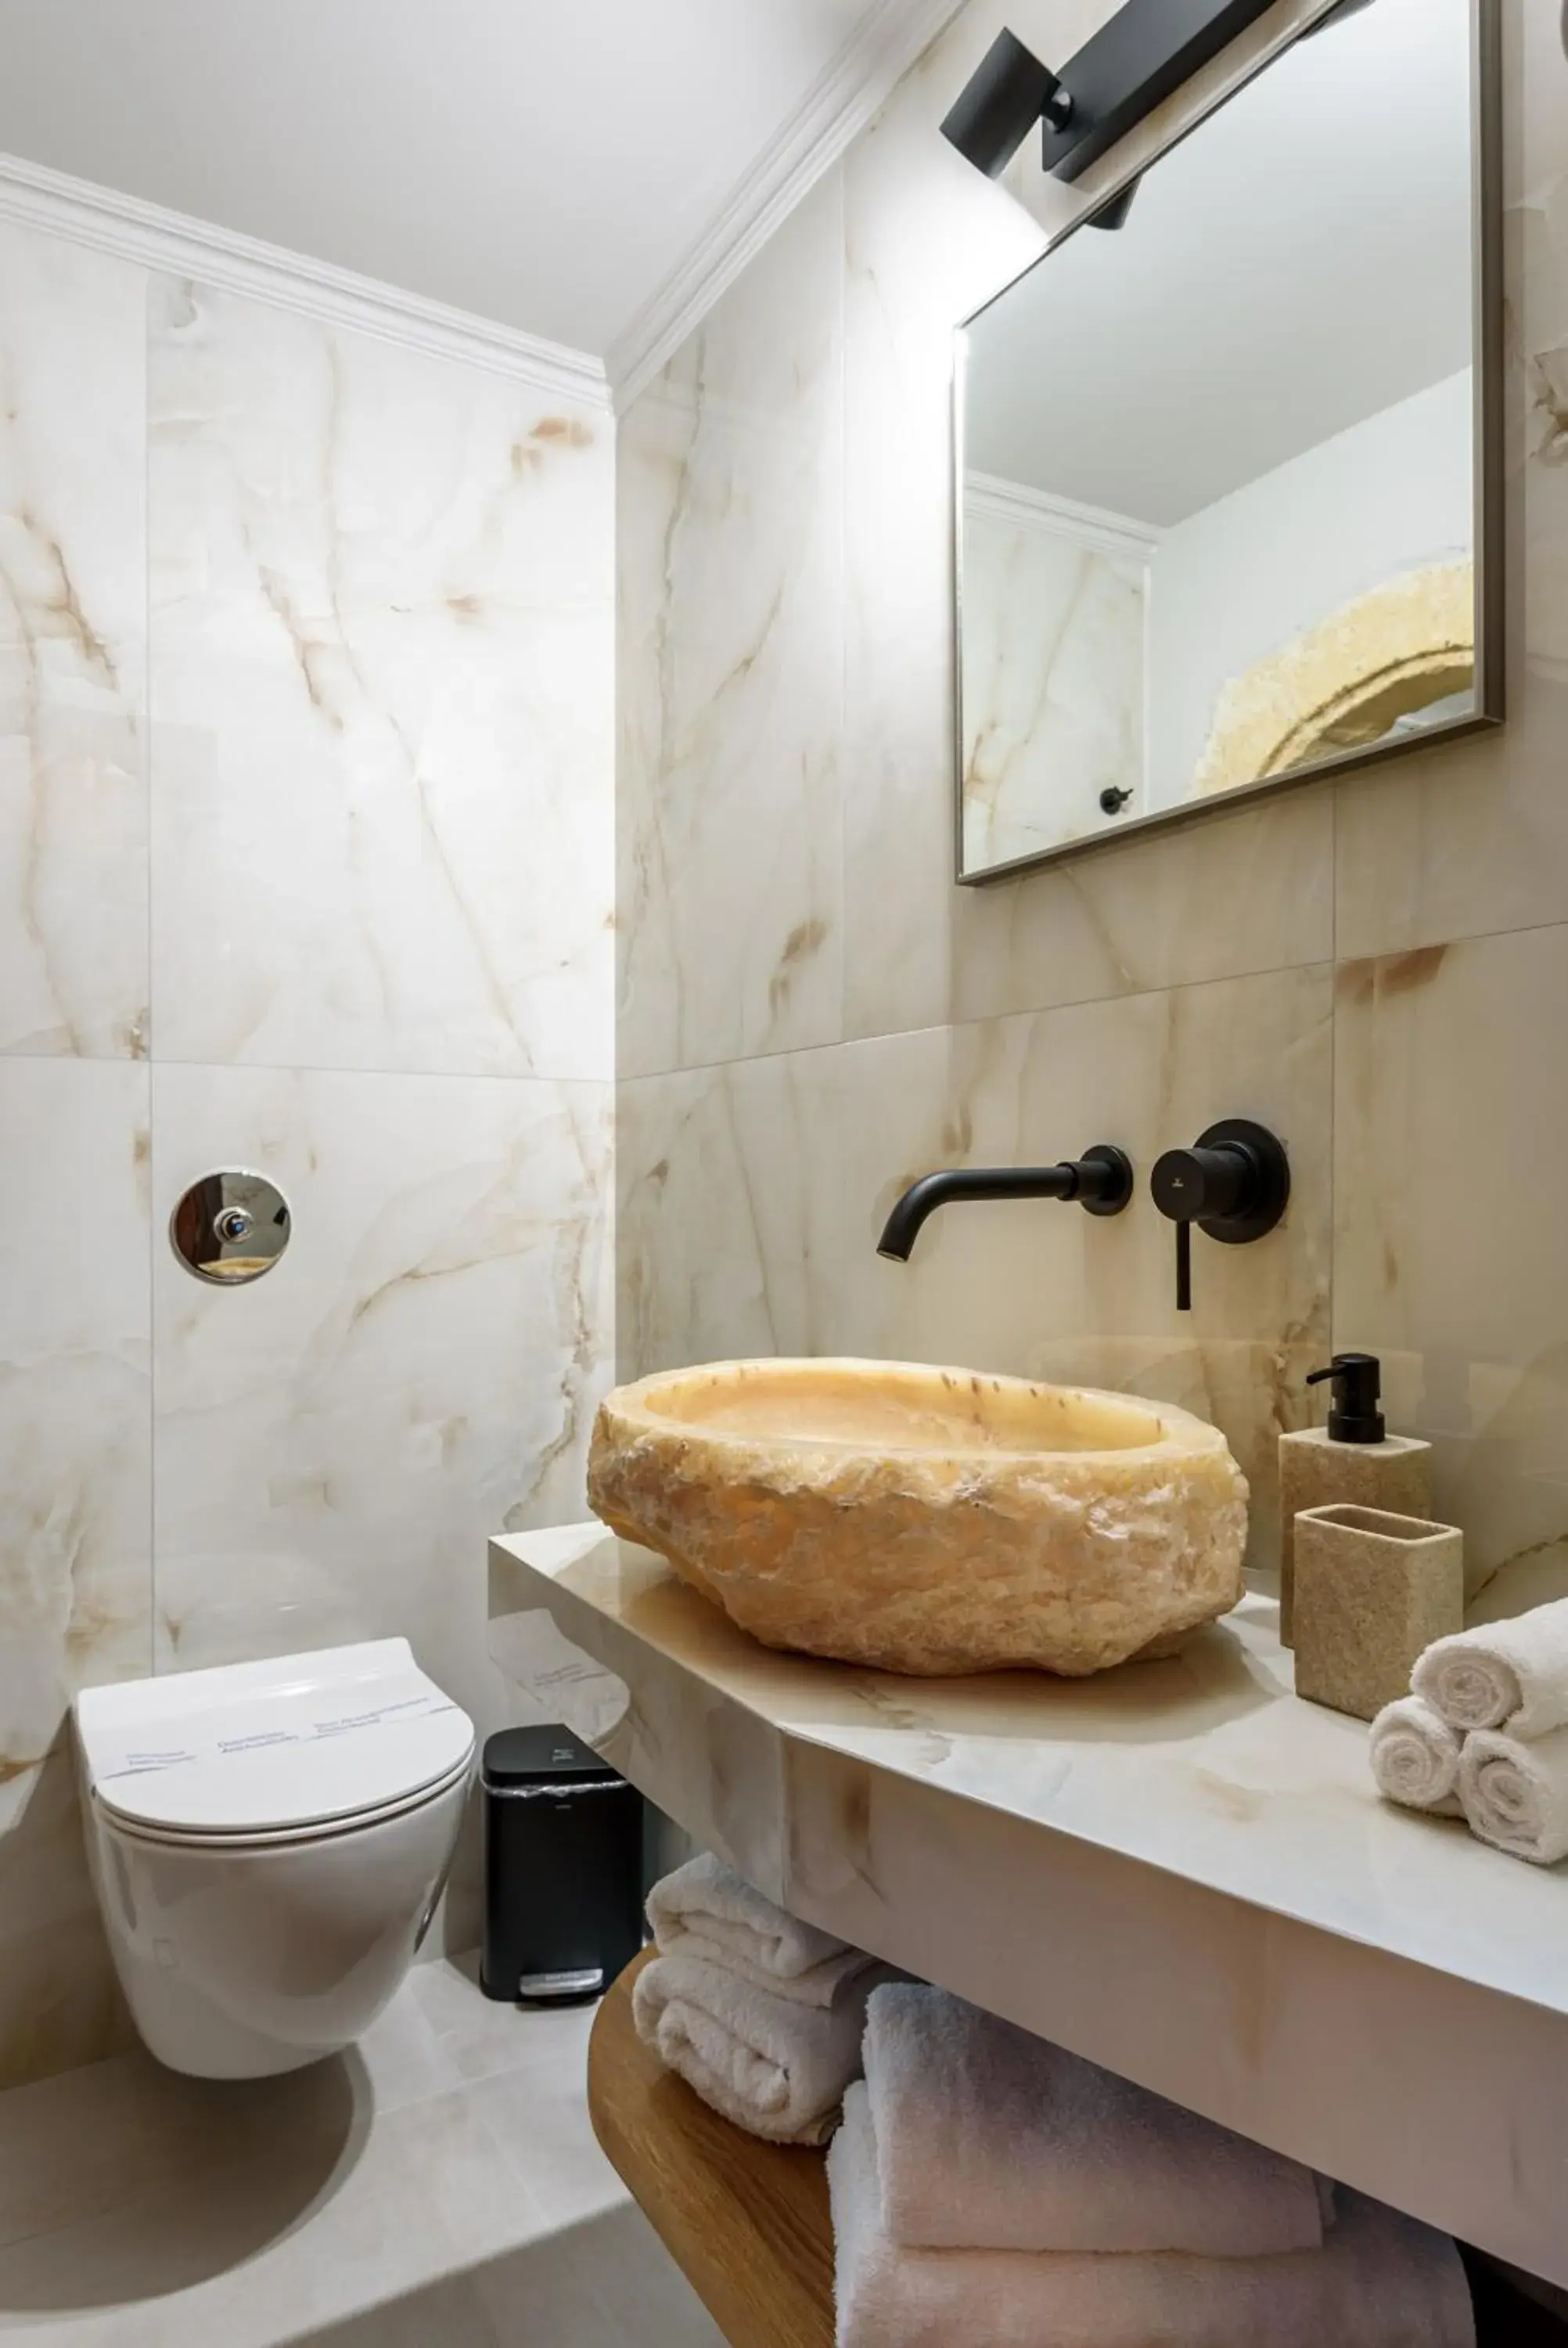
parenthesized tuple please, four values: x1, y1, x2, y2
(1150, 1120, 1289, 1312)
(1150, 1140, 1253, 1226)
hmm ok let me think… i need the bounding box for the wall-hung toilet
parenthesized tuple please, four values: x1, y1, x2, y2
(74, 1640, 475, 2079)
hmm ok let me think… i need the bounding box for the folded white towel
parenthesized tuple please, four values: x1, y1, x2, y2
(1413, 1599, 1568, 1740)
(861, 1983, 1325, 2258)
(1458, 1724, 1568, 1864)
(829, 2084, 1473, 2348)
(632, 1952, 883, 2145)
(1370, 1696, 1466, 1817)
(646, 1853, 870, 2006)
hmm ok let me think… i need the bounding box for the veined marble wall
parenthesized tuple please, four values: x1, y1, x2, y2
(0, 222, 615, 2087)
(617, 2, 1568, 1630)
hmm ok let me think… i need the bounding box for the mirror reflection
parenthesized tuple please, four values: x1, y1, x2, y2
(957, 0, 1492, 880)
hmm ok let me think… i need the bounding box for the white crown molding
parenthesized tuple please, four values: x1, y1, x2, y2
(606, 0, 968, 412)
(0, 151, 610, 410)
(963, 470, 1162, 562)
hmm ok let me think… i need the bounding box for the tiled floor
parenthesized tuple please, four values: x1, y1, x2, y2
(0, 1954, 727, 2346)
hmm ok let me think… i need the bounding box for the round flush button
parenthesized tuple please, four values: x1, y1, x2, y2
(171, 1171, 291, 1284)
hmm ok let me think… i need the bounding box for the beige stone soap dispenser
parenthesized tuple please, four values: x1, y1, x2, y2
(1278, 1353, 1432, 1647)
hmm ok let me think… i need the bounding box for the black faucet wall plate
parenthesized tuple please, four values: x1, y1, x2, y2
(1077, 1143, 1136, 1219)
(1185, 1119, 1290, 1244)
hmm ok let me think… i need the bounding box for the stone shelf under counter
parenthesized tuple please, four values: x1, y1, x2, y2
(489, 1525, 1568, 2289)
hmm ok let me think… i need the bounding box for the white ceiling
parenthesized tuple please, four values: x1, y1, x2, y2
(965, 0, 1477, 527)
(0, 0, 887, 358)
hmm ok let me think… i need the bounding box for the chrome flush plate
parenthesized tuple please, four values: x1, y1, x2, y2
(170, 1169, 291, 1284)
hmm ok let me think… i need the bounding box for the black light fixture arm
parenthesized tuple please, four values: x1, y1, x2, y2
(941, 0, 1366, 199)
(877, 1147, 1133, 1262)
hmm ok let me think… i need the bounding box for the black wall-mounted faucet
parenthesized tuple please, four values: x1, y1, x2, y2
(1150, 1120, 1289, 1311)
(877, 1146, 1134, 1262)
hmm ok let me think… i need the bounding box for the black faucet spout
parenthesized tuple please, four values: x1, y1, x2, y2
(876, 1147, 1133, 1262)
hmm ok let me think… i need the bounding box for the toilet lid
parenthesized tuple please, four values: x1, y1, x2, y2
(74, 1639, 476, 1838)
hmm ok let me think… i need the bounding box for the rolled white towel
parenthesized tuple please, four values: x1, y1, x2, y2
(632, 1952, 884, 2145)
(1413, 1598, 1568, 1740)
(1369, 1697, 1466, 1817)
(1458, 1725, 1568, 1865)
(828, 2083, 1473, 2348)
(862, 1983, 1325, 2258)
(647, 1853, 870, 2006)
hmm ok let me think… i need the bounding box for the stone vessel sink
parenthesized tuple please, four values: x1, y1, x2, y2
(587, 1359, 1248, 1678)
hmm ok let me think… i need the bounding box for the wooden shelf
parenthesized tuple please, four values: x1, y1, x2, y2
(588, 1950, 835, 2348)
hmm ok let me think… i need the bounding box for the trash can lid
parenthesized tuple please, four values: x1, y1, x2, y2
(481, 1725, 624, 1788)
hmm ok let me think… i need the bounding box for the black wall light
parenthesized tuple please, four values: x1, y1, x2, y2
(939, 27, 1076, 179)
(942, 0, 1370, 209)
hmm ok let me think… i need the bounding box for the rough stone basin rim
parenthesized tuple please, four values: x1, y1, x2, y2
(587, 1359, 1249, 1678)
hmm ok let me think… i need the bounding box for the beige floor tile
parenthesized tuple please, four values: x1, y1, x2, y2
(0, 1961, 714, 2348)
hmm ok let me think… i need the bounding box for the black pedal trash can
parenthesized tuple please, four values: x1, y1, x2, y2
(479, 1726, 644, 2002)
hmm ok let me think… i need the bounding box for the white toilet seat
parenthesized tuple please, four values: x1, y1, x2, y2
(95, 1746, 477, 1849)
(74, 1639, 476, 2079)
(77, 1637, 475, 1841)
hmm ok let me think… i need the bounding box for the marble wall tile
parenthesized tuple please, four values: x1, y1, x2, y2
(1335, 0, 1568, 959)
(0, 1750, 135, 2098)
(0, 1060, 153, 1773)
(616, 1050, 845, 1380)
(1334, 924, 1568, 1618)
(150, 1063, 613, 1743)
(0, 224, 147, 1061)
(616, 171, 845, 1079)
(0, 1057, 151, 2087)
(948, 789, 1335, 1027)
(149, 278, 615, 1081)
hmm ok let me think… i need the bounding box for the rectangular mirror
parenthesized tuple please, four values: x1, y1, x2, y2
(955, 0, 1500, 882)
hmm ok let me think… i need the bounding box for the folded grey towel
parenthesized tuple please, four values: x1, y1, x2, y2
(862, 1983, 1326, 2258)
(829, 2083, 1474, 2348)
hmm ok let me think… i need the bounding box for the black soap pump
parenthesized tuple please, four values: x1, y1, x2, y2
(1278, 1349, 1433, 1648)
(1304, 1352, 1385, 1444)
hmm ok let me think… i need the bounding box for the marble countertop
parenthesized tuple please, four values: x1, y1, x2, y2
(489, 1525, 1568, 2285)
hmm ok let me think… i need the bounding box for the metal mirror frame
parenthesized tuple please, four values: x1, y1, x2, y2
(952, 0, 1504, 888)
